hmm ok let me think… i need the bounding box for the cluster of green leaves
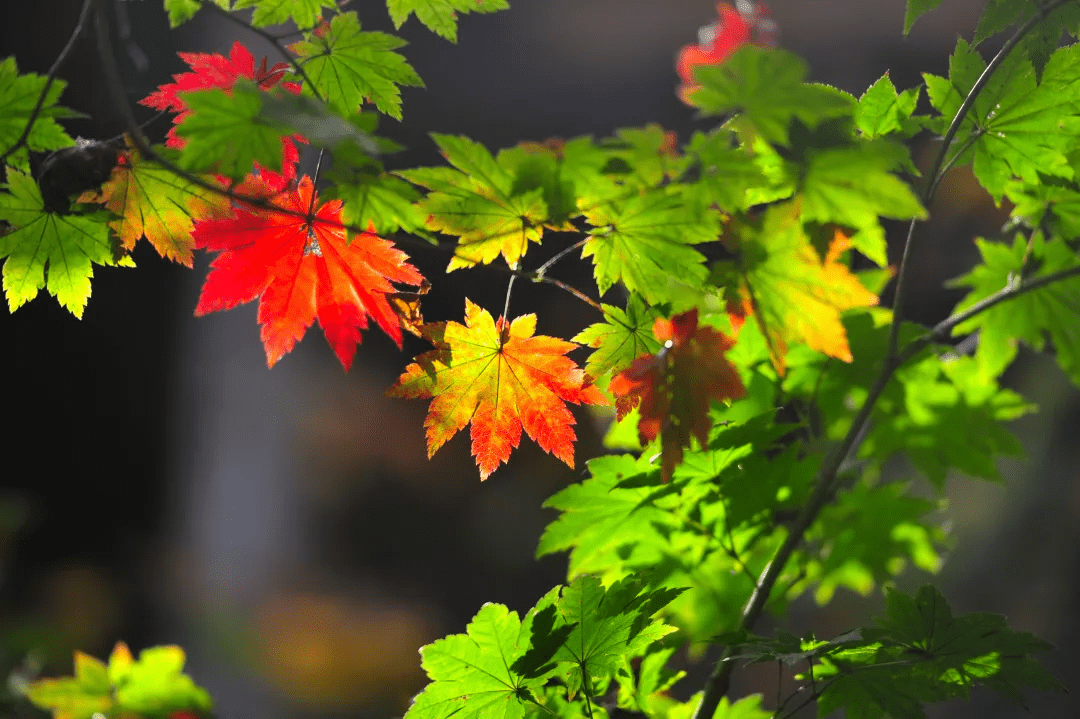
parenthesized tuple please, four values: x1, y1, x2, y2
(4, 0, 1080, 718)
(24, 643, 210, 719)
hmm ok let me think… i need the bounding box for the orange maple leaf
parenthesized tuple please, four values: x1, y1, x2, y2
(78, 139, 229, 266)
(609, 308, 746, 482)
(386, 299, 609, 480)
(718, 205, 880, 373)
(192, 175, 423, 369)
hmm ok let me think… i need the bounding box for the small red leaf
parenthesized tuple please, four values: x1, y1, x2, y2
(609, 308, 746, 481)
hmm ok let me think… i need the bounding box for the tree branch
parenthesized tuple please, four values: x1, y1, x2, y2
(0, 0, 93, 167)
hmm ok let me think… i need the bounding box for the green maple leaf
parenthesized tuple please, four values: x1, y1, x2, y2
(162, 0, 231, 27)
(818, 586, 1061, 718)
(857, 73, 922, 140)
(687, 46, 855, 147)
(397, 134, 552, 270)
(537, 453, 670, 580)
(862, 353, 1030, 487)
(173, 84, 286, 178)
(0, 169, 129, 317)
(405, 600, 559, 719)
(799, 139, 926, 266)
(548, 577, 681, 697)
(26, 643, 211, 719)
(686, 129, 769, 213)
(580, 187, 718, 304)
(806, 481, 944, 604)
(386, 0, 510, 42)
(234, 0, 336, 29)
(876, 586, 1062, 699)
(328, 171, 430, 237)
(25, 652, 113, 719)
(572, 295, 663, 380)
(904, 0, 944, 34)
(288, 12, 423, 120)
(949, 233, 1080, 385)
(0, 56, 78, 170)
(923, 40, 1080, 201)
(974, 0, 1080, 78)
(1005, 174, 1080, 239)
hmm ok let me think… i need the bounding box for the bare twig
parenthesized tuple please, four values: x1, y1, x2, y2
(0, 0, 94, 166)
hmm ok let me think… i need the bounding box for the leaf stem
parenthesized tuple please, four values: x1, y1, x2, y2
(502, 274, 516, 321)
(0, 0, 93, 167)
(534, 238, 588, 279)
(886, 0, 1071, 360)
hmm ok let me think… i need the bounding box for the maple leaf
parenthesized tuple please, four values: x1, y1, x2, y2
(386, 299, 609, 480)
(0, 57, 78, 170)
(233, 0, 338, 30)
(387, 0, 510, 42)
(140, 41, 302, 177)
(713, 203, 879, 373)
(0, 168, 131, 317)
(192, 175, 423, 370)
(580, 187, 720, 304)
(572, 294, 664, 382)
(608, 308, 746, 482)
(287, 12, 424, 120)
(397, 134, 552, 270)
(77, 139, 229, 266)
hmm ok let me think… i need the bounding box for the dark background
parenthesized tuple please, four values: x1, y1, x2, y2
(0, 1, 1077, 717)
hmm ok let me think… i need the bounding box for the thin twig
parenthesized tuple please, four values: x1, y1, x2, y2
(534, 237, 588, 278)
(0, 0, 94, 166)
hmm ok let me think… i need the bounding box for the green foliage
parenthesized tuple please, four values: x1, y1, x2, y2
(580, 187, 719, 304)
(288, 11, 424, 120)
(26, 643, 211, 719)
(387, 0, 510, 42)
(856, 73, 922, 140)
(404, 577, 680, 718)
(396, 133, 554, 270)
(688, 46, 855, 146)
(0, 169, 129, 317)
(5, 1, 1074, 718)
(0, 57, 78, 170)
(573, 295, 664, 380)
(235, 0, 338, 29)
(174, 84, 288, 177)
(950, 233, 1080, 384)
(923, 40, 1080, 201)
(904, 0, 944, 34)
(816, 586, 1063, 717)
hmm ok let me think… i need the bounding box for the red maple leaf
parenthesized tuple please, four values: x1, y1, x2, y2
(387, 299, 609, 480)
(192, 174, 424, 370)
(676, 2, 777, 104)
(609, 308, 746, 481)
(140, 41, 304, 179)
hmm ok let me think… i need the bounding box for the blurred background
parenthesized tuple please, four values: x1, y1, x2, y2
(0, 0, 1077, 717)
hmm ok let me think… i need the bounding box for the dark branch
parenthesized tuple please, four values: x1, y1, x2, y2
(0, 0, 94, 167)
